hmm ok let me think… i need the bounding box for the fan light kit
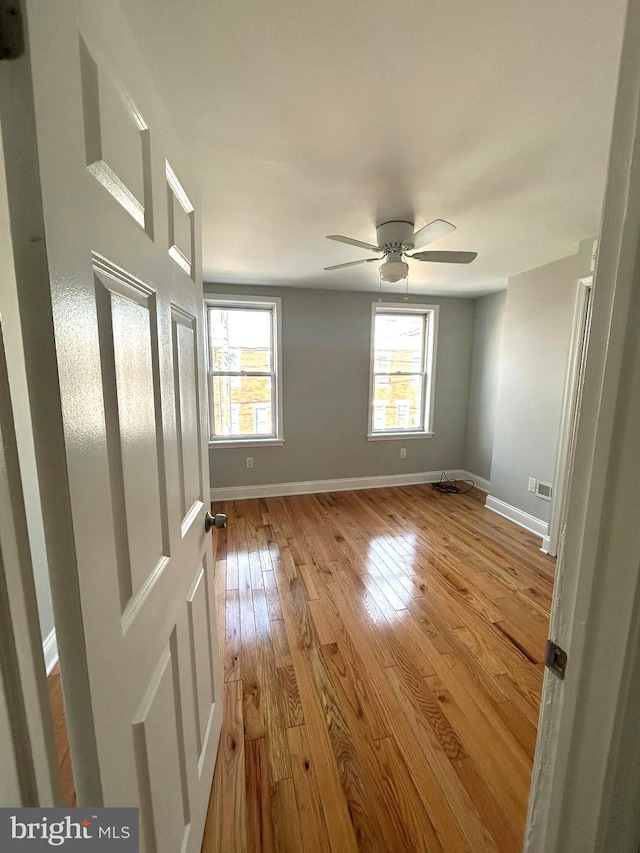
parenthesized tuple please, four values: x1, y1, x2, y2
(380, 259, 409, 283)
(324, 219, 477, 292)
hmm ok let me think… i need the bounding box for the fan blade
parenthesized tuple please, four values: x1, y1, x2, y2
(410, 250, 477, 264)
(327, 235, 382, 251)
(324, 257, 382, 271)
(408, 219, 456, 250)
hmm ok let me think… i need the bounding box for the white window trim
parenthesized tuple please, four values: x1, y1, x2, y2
(205, 294, 284, 447)
(367, 302, 439, 440)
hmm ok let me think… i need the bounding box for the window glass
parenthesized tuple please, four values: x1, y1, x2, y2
(374, 314, 424, 373)
(373, 376, 423, 431)
(211, 375, 273, 437)
(253, 403, 271, 434)
(373, 401, 387, 430)
(208, 308, 272, 373)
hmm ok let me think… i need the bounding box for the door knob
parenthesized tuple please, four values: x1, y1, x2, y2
(205, 511, 227, 533)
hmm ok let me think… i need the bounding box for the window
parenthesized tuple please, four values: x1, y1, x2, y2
(368, 303, 438, 439)
(206, 295, 283, 444)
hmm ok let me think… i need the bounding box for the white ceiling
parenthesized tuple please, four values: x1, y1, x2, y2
(121, 0, 626, 297)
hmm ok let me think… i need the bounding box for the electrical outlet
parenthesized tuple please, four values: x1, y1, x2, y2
(246, 457, 254, 469)
(528, 477, 536, 493)
(400, 448, 407, 459)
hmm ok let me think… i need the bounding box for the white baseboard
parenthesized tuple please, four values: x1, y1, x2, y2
(210, 468, 485, 502)
(458, 471, 491, 493)
(540, 534, 552, 554)
(485, 495, 549, 540)
(43, 629, 58, 676)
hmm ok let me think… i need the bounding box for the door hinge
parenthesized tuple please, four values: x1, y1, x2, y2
(0, 2, 24, 60)
(545, 639, 568, 680)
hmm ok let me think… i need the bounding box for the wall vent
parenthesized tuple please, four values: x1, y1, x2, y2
(536, 481, 553, 501)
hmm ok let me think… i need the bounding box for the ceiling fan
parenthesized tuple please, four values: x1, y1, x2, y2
(324, 219, 477, 282)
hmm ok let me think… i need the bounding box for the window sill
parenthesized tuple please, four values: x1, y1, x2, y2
(209, 438, 285, 449)
(367, 432, 434, 442)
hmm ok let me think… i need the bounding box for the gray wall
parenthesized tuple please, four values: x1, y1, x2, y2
(464, 291, 506, 481)
(205, 284, 475, 488)
(489, 239, 595, 522)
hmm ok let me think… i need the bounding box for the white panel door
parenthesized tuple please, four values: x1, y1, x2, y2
(14, 2, 222, 850)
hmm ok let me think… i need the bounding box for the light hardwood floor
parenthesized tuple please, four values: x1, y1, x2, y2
(48, 665, 76, 807)
(202, 484, 554, 853)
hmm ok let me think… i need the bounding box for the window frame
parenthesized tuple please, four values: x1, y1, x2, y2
(205, 294, 284, 447)
(367, 302, 439, 441)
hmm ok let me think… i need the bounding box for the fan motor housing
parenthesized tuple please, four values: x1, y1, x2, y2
(376, 220, 415, 252)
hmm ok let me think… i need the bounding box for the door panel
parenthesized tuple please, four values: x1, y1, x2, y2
(79, 36, 153, 235)
(166, 163, 195, 277)
(187, 567, 216, 761)
(95, 261, 167, 605)
(133, 638, 191, 853)
(16, 1, 222, 849)
(172, 307, 204, 526)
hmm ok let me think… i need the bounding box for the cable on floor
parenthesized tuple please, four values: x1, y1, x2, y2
(431, 471, 475, 494)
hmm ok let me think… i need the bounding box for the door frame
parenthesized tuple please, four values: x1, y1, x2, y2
(0, 12, 103, 803)
(525, 0, 640, 849)
(0, 125, 60, 806)
(544, 275, 593, 558)
(0, 321, 60, 807)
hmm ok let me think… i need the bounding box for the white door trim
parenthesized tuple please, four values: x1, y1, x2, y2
(0, 96, 60, 807)
(546, 276, 593, 558)
(525, 1, 640, 849)
(0, 322, 60, 806)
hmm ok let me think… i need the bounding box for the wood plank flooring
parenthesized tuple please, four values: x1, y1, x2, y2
(47, 665, 76, 807)
(202, 485, 554, 853)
